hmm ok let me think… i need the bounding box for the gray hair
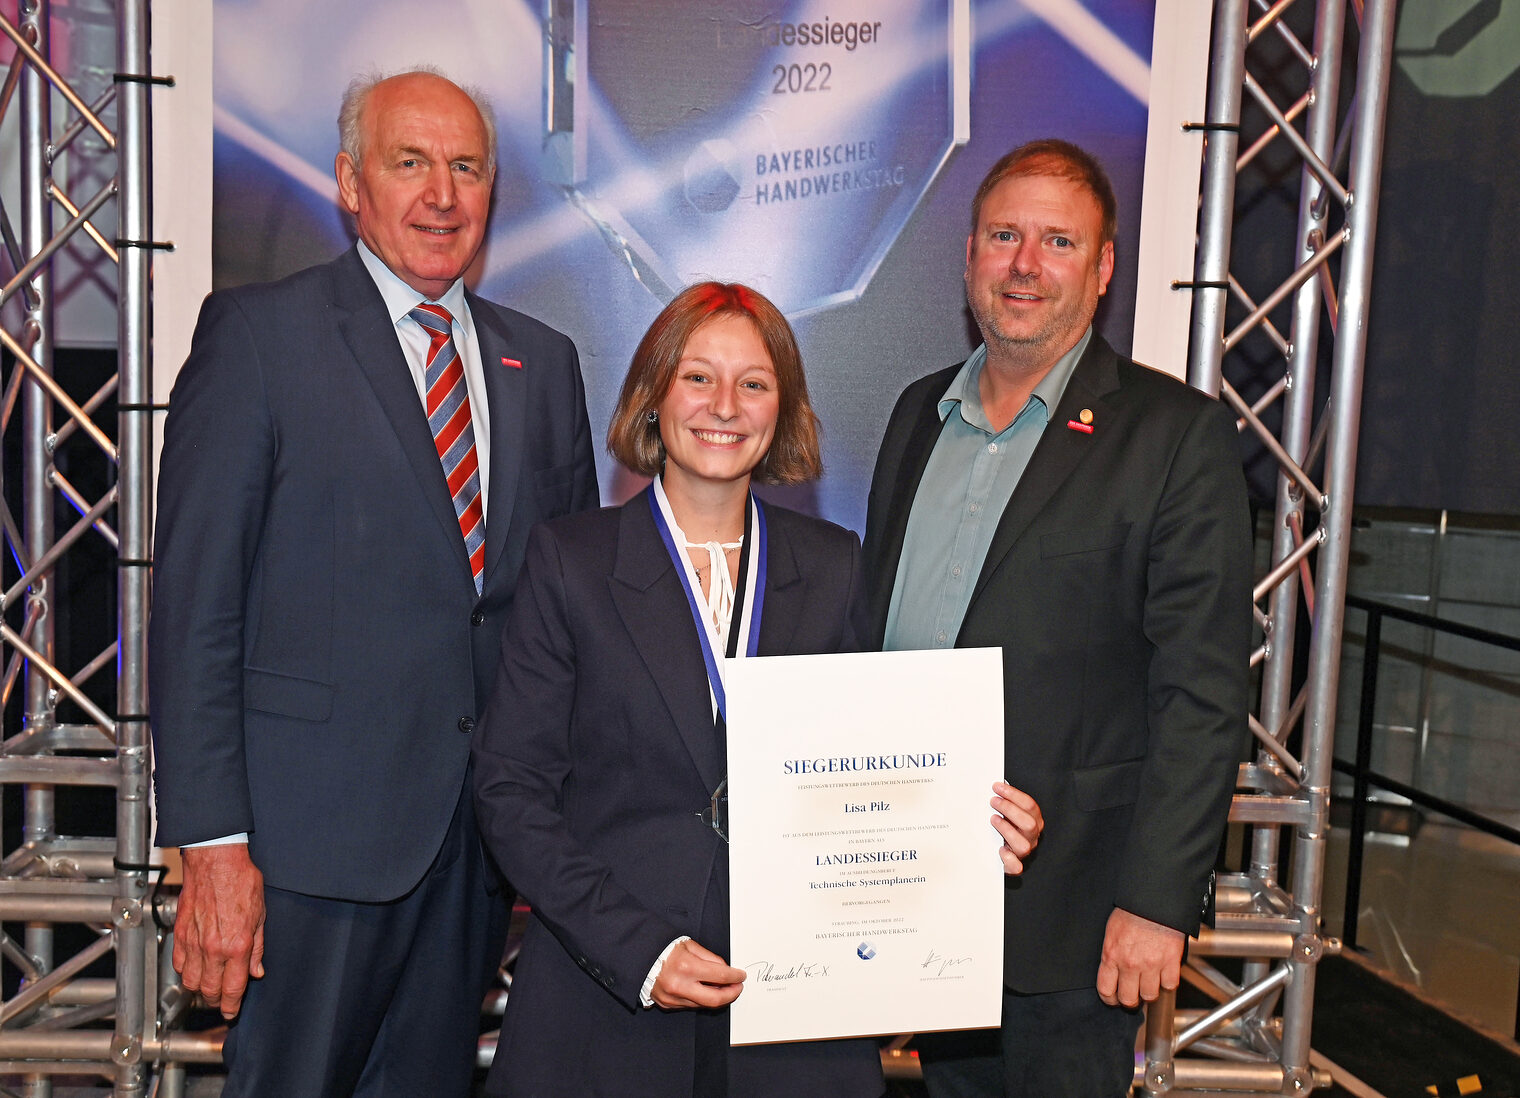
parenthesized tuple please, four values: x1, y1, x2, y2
(337, 65, 498, 172)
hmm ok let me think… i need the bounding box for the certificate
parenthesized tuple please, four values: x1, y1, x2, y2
(724, 647, 1005, 1045)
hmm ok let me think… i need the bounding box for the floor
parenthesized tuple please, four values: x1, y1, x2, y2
(1321, 814, 1520, 1040)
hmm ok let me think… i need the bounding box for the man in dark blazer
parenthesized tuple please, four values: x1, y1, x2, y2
(862, 140, 1251, 1095)
(149, 69, 597, 1097)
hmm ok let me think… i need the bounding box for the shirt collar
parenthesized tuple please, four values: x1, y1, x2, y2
(356, 240, 471, 330)
(937, 326, 1094, 434)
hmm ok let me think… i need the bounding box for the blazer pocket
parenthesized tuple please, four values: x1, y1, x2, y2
(532, 461, 580, 514)
(1072, 758, 1144, 811)
(1040, 522, 1132, 559)
(244, 667, 334, 722)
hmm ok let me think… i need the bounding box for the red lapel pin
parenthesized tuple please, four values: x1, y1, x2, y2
(501, 356, 523, 369)
(1067, 407, 1095, 434)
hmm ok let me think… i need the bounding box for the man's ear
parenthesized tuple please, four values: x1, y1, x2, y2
(1096, 240, 1115, 297)
(335, 152, 361, 215)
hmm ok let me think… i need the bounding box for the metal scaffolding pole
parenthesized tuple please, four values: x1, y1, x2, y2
(0, 1, 159, 1094)
(19, 4, 60, 1096)
(113, 2, 154, 1093)
(1142, 0, 1397, 1092)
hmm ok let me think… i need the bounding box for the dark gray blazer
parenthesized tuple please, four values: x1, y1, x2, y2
(863, 334, 1252, 993)
(149, 246, 598, 902)
(472, 495, 883, 1098)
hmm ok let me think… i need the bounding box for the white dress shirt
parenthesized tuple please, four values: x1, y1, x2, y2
(357, 239, 492, 519)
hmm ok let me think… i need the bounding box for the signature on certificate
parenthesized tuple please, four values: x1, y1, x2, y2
(921, 949, 973, 977)
(747, 960, 832, 983)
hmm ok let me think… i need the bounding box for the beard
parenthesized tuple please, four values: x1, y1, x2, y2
(967, 274, 1096, 364)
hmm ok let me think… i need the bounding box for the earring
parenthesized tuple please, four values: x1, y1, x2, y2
(646, 410, 659, 423)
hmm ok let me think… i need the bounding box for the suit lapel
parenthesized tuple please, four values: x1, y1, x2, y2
(609, 495, 725, 793)
(867, 381, 950, 640)
(469, 294, 528, 591)
(754, 506, 804, 657)
(965, 336, 1122, 613)
(333, 250, 472, 580)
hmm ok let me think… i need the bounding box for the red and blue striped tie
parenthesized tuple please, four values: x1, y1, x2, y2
(410, 303, 485, 594)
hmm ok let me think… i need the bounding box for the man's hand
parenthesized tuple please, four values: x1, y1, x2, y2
(991, 780, 1043, 875)
(174, 844, 266, 1019)
(649, 938, 746, 1011)
(1096, 907, 1184, 1007)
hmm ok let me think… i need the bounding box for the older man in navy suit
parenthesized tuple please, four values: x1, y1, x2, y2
(149, 68, 597, 1097)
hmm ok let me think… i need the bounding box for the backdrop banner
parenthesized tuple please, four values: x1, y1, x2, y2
(209, 0, 1161, 528)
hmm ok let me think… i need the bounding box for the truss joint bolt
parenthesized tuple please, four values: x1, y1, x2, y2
(1293, 933, 1322, 962)
(113, 1034, 142, 1065)
(1146, 1060, 1174, 1093)
(115, 897, 144, 929)
(1282, 1065, 1312, 1093)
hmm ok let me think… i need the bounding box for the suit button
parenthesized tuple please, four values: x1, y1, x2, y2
(471, 610, 486, 627)
(458, 716, 475, 734)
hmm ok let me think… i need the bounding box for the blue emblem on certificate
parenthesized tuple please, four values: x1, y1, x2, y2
(543, 0, 970, 314)
(856, 942, 877, 961)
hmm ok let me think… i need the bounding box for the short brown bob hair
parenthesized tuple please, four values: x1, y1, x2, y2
(971, 138, 1118, 246)
(607, 282, 823, 484)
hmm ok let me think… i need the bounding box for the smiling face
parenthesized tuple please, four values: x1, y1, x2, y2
(656, 313, 780, 498)
(964, 171, 1114, 370)
(335, 72, 493, 298)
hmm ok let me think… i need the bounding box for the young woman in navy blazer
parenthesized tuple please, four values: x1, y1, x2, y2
(472, 283, 886, 1097)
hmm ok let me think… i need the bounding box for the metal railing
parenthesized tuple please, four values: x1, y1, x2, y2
(1338, 592, 1520, 1043)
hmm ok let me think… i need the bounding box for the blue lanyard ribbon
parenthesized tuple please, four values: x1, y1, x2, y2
(646, 484, 768, 723)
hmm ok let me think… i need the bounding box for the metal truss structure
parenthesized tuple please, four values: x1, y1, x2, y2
(0, 0, 213, 1093)
(0, 0, 1396, 1095)
(1141, 0, 1397, 1093)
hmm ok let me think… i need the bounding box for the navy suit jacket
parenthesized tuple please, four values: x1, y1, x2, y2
(149, 247, 598, 902)
(472, 495, 882, 1098)
(863, 335, 1252, 993)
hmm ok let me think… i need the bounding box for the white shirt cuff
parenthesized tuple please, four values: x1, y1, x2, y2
(639, 935, 692, 1008)
(181, 833, 249, 848)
